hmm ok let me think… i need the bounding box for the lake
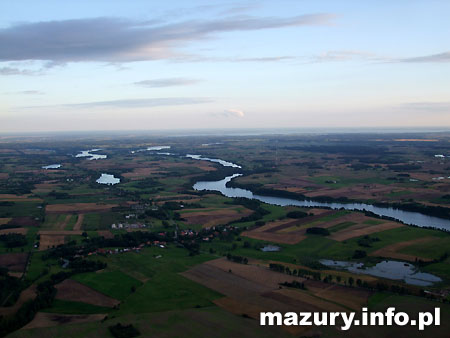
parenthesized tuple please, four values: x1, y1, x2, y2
(190, 157, 450, 231)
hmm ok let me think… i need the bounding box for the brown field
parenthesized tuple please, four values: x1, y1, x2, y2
(369, 237, 434, 262)
(213, 297, 264, 319)
(0, 173, 8, 179)
(97, 230, 114, 239)
(33, 182, 60, 193)
(205, 258, 306, 288)
(122, 167, 163, 179)
(0, 227, 27, 235)
(303, 280, 371, 310)
(73, 214, 84, 231)
(22, 313, 106, 329)
(0, 217, 12, 225)
(0, 194, 31, 199)
(241, 212, 336, 244)
(241, 230, 306, 244)
(55, 279, 120, 307)
(269, 211, 338, 233)
(182, 208, 252, 228)
(305, 184, 393, 200)
(182, 258, 360, 336)
(46, 203, 118, 214)
(0, 252, 28, 272)
(0, 194, 43, 202)
(330, 221, 403, 241)
(154, 194, 202, 204)
(264, 288, 346, 312)
(39, 235, 66, 250)
(7, 217, 40, 227)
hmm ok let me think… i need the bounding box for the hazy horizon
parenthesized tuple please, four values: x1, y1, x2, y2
(1, 0, 450, 132)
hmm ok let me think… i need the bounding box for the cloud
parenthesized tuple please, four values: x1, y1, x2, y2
(168, 54, 296, 63)
(134, 77, 201, 88)
(0, 66, 40, 76)
(310, 50, 384, 63)
(0, 14, 336, 63)
(222, 109, 245, 118)
(11, 90, 44, 95)
(308, 50, 450, 64)
(19, 97, 213, 110)
(233, 56, 295, 62)
(399, 52, 450, 63)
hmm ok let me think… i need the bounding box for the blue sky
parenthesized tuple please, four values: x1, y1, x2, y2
(1, 0, 449, 132)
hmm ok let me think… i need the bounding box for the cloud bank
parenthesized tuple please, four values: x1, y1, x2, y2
(0, 14, 335, 63)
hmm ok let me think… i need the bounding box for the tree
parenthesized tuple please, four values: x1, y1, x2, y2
(348, 277, 354, 287)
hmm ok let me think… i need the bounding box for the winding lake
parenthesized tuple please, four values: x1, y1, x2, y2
(76, 149, 107, 160)
(190, 158, 450, 231)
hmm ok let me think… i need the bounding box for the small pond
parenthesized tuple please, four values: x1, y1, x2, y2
(96, 173, 120, 185)
(320, 259, 442, 286)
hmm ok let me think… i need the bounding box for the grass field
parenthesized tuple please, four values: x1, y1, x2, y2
(42, 299, 111, 315)
(71, 270, 142, 301)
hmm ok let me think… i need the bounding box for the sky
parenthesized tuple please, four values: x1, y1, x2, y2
(1, 0, 449, 133)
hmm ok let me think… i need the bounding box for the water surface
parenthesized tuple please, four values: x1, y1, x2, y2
(76, 149, 107, 160)
(190, 157, 450, 231)
(42, 164, 61, 169)
(320, 259, 442, 286)
(96, 173, 120, 185)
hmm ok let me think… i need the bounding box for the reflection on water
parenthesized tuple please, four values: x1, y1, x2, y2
(320, 259, 442, 286)
(96, 173, 120, 185)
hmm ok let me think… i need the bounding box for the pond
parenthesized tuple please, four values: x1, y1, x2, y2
(96, 173, 120, 185)
(319, 259, 442, 286)
(260, 245, 281, 252)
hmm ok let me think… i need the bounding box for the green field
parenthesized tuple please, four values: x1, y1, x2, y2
(72, 270, 142, 300)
